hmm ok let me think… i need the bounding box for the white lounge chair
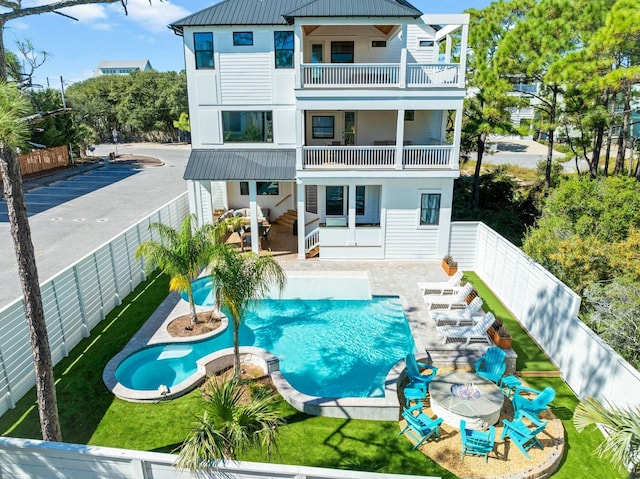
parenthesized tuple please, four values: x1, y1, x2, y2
(417, 271, 463, 295)
(430, 297, 484, 326)
(436, 312, 495, 345)
(423, 283, 473, 310)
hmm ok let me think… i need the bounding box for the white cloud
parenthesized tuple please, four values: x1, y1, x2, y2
(111, 0, 190, 33)
(93, 22, 113, 31)
(10, 21, 29, 30)
(54, 3, 109, 22)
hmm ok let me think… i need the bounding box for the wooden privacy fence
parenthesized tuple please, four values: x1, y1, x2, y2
(0, 146, 69, 181)
(0, 193, 189, 417)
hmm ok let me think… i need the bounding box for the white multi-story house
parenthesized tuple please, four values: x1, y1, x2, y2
(170, 0, 468, 260)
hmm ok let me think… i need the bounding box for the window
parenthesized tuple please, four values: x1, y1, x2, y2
(420, 193, 441, 225)
(356, 186, 365, 215)
(240, 182, 279, 196)
(305, 185, 318, 214)
(194, 32, 214, 69)
(331, 41, 354, 63)
(274, 31, 294, 68)
(222, 111, 273, 142)
(312, 116, 334, 139)
(404, 110, 415, 121)
(371, 40, 386, 48)
(419, 40, 435, 47)
(326, 186, 345, 216)
(233, 32, 253, 46)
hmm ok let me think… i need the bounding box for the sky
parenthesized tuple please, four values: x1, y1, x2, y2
(4, 0, 491, 90)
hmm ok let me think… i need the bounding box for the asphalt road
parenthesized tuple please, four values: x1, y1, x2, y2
(0, 143, 190, 309)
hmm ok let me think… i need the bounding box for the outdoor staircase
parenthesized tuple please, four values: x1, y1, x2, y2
(273, 209, 297, 229)
(306, 244, 319, 259)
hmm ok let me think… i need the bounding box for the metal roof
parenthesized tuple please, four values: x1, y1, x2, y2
(96, 60, 153, 70)
(183, 149, 296, 181)
(170, 0, 422, 33)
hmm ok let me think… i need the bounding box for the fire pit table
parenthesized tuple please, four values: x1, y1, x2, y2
(429, 371, 504, 430)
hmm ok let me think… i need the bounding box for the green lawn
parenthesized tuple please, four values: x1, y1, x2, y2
(0, 270, 622, 478)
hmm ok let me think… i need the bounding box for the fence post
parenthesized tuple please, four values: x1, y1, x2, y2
(50, 281, 68, 357)
(108, 243, 121, 306)
(73, 266, 90, 338)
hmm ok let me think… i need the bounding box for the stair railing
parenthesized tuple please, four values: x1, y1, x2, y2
(304, 227, 320, 254)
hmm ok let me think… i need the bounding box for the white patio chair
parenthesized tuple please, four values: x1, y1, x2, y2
(423, 283, 473, 310)
(430, 297, 484, 326)
(436, 312, 495, 345)
(417, 271, 463, 295)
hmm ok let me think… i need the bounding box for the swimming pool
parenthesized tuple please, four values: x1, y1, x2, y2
(180, 276, 215, 306)
(115, 296, 414, 398)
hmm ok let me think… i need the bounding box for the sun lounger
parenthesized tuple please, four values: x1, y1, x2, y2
(430, 297, 483, 326)
(436, 312, 495, 345)
(423, 283, 473, 310)
(417, 270, 463, 294)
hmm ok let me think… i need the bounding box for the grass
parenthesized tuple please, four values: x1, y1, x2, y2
(0, 270, 624, 478)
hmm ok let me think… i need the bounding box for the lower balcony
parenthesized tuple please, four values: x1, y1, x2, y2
(301, 145, 455, 169)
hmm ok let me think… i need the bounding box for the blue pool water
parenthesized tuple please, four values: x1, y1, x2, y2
(115, 297, 414, 398)
(180, 276, 215, 306)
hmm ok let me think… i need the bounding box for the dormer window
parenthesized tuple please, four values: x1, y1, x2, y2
(233, 32, 253, 46)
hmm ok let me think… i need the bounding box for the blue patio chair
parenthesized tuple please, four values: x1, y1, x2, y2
(405, 353, 438, 389)
(399, 402, 443, 450)
(512, 385, 556, 418)
(501, 410, 548, 458)
(460, 420, 496, 463)
(474, 346, 506, 384)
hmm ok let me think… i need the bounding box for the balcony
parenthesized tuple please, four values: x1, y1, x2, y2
(301, 145, 455, 169)
(300, 63, 461, 89)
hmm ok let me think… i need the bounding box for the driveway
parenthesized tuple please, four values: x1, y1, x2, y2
(0, 143, 190, 309)
(480, 136, 589, 173)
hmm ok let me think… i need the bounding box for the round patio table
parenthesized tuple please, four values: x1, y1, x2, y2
(429, 371, 504, 430)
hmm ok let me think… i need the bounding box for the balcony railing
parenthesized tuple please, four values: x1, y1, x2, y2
(302, 145, 454, 169)
(300, 63, 461, 88)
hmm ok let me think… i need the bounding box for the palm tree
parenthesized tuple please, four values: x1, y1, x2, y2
(210, 248, 286, 378)
(175, 376, 285, 471)
(574, 396, 640, 475)
(135, 214, 222, 324)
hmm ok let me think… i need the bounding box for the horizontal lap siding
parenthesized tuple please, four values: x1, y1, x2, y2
(219, 54, 272, 104)
(449, 222, 478, 270)
(384, 210, 439, 259)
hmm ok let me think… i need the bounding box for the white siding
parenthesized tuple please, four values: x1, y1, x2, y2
(384, 209, 439, 259)
(219, 54, 273, 104)
(274, 109, 296, 145)
(197, 110, 221, 145)
(195, 74, 218, 105)
(406, 24, 438, 63)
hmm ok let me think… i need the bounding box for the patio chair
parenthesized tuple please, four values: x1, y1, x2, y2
(436, 312, 495, 345)
(399, 402, 443, 450)
(460, 420, 496, 463)
(417, 270, 463, 294)
(405, 353, 438, 389)
(423, 283, 473, 310)
(512, 385, 556, 418)
(430, 297, 484, 326)
(501, 410, 548, 459)
(474, 346, 507, 384)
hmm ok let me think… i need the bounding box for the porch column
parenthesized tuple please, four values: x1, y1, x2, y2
(187, 180, 198, 223)
(444, 34, 452, 63)
(248, 181, 260, 254)
(458, 23, 469, 88)
(201, 180, 213, 224)
(296, 108, 304, 170)
(347, 183, 356, 246)
(399, 23, 408, 88)
(452, 107, 463, 168)
(395, 109, 405, 169)
(297, 181, 306, 259)
(294, 22, 303, 89)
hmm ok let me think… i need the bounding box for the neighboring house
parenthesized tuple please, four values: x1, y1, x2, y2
(169, 0, 469, 260)
(94, 60, 154, 76)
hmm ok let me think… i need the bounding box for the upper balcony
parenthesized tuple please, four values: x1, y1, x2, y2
(299, 63, 460, 89)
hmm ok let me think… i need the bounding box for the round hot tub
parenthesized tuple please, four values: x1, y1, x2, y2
(429, 371, 504, 430)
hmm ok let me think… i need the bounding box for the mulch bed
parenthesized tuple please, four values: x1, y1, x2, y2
(167, 311, 222, 337)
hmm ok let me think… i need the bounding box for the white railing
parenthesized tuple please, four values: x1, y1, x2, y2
(305, 227, 320, 253)
(403, 145, 454, 167)
(0, 437, 441, 479)
(406, 64, 460, 86)
(0, 194, 189, 417)
(301, 63, 399, 87)
(303, 146, 396, 168)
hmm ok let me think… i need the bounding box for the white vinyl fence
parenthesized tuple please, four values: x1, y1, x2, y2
(0, 437, 440, 479)
(0, 193, 189, 416)
(450, 221, 640, 408)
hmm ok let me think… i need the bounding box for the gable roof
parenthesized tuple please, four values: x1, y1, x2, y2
(169, 0, 422, 34)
